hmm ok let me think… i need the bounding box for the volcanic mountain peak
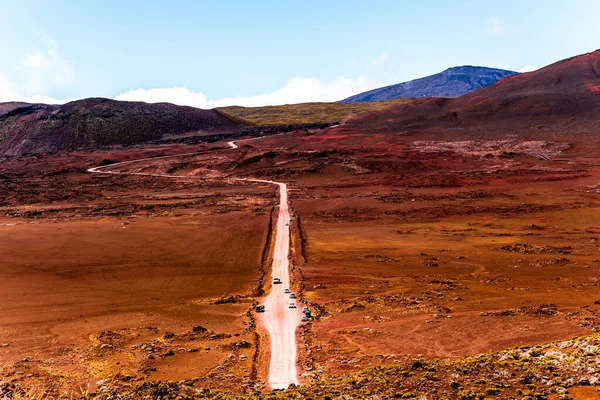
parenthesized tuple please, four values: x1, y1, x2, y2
(0, 98, 240, 156)
(341, 65, 517, 103)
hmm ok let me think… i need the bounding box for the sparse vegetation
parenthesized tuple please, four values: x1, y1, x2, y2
(216, 99, 413, 126)
(3, 334, 600, 399)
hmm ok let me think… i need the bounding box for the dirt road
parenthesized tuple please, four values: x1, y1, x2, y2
(87, 140, 302, 389)
(249, 179, 302, 389)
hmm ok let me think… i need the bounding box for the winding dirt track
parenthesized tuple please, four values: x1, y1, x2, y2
(87, 139, 301, 389)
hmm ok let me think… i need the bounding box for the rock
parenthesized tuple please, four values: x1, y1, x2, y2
(192, 325, 207, 334)
(235, 340, 251, 349)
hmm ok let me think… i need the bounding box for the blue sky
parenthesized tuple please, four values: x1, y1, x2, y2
(0, 0, 599, 107)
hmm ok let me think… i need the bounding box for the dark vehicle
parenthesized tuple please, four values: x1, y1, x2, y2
(255, 305, 265, 312)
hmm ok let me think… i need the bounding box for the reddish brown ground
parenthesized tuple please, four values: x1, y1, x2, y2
(0, 145, 279, 394)
(231, 126, 600, 384)
(1, 118, 600, 396)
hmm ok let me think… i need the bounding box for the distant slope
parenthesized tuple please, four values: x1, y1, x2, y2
(217, 99, 413, 126)
(0, 102, 30, 115)
(0, 98, 240, 156)
(343, 50, 600, 134)
(341, 66, 517, 103)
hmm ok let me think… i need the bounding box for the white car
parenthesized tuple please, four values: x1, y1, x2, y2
(273, 277, 281, 284)
(289, 293, 297, 299)
(283, 288, 290, 294)
(288, 302, 297, 308)
(302, 306, 309, 313)
(301, 315, 308, 322)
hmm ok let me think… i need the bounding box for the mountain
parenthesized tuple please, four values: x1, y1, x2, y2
(341, 66, 517, 103)
(0, 102, 30, 115)
(342, 50, 600, 134)
(0, 98, 240, 156)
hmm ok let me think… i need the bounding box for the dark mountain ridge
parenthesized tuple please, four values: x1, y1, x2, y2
(341, 66, 517, 103)
(0, 98, 240, 156)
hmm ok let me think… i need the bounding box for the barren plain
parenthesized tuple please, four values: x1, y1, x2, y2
(2, 120, 600, 398)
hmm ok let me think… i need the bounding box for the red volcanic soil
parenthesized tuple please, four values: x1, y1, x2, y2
(0, 147, 280, 394)
(345, 49, 600, 134)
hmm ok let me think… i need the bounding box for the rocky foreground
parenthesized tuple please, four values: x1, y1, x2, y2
(3, 333, 600, 399)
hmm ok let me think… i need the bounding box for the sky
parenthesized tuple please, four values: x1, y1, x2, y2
(0, 0, 599, 108)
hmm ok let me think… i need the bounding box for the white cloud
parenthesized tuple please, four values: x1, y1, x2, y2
(0, 71, 16, 96)
(115, 76, 382, 108)
(372, 52, 389, 66)
(1, 75, 381, 108)
(518, 65, 539, 73)
(487, 16, 504, 35)
(2, 35, 382, 108)
(22, 33, 74, 95)
(0, 34, 75, 103)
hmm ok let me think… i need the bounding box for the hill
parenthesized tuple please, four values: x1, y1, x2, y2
(0, 102, 30, 115)
(343, 50, 600, 134)
(341, 66, 517, 103)
(0, 98, 240, 156)
(216, 98, 413, 126)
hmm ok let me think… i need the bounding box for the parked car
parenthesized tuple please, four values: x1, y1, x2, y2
(273, 277, 281, 284)
(302, 306, 309, 313)
(289, 293, 297, 299)
(283, 288, 290, 294)
(288, 302, 297, 308)
(301, 315, 308, 322)
(255, 305, 265, 312)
